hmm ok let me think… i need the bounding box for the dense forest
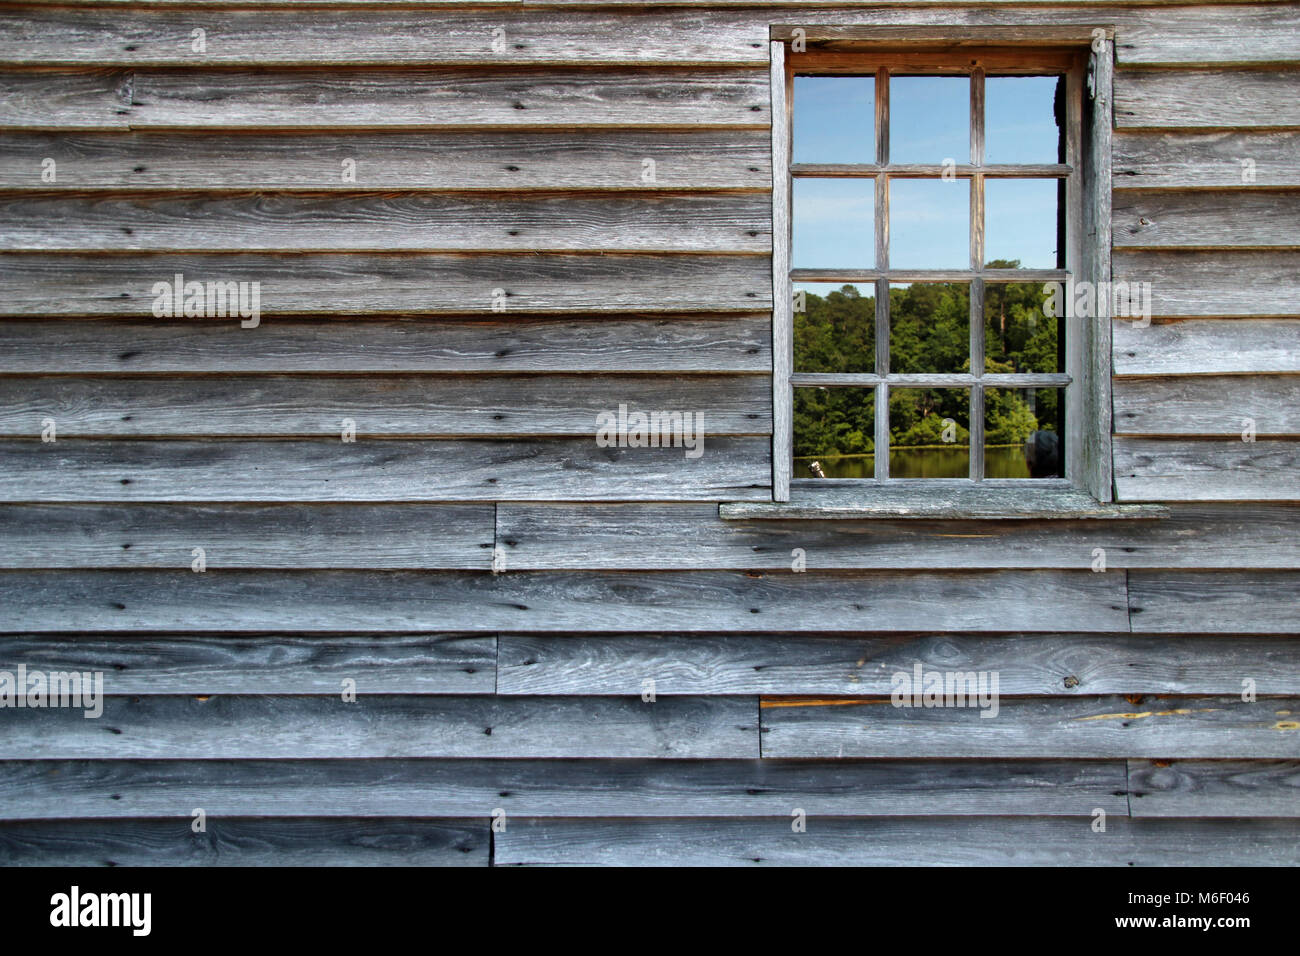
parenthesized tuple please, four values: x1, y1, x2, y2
(793, 260, 1063, 473)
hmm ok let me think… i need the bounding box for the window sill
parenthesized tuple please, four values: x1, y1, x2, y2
(719, 487, 1169, 521)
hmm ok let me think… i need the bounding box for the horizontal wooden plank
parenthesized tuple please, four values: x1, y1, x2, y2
(0, 192, 771, 253)
(496, 817, 1300, 866)
(0, 373, 770, 437)
(0, 316, 771, 374)
(4, 7, 1296, 67)
(719, 487, 1160, 521)
(0, 758, 1128, 820)
(0, 695, 759, 759)
(1113, 190, 1300, 249)
(0, 438, 771, 501)
(1117, 70, 1300, 129)
(6, 0, 1278, 7)
(0, 130, 770, 190)
(0, 818, 488, 866)
(1128, 570, 1300, 633)
(0, 70, 132, 130)
(1129, 759, 1300, 817)
(1114, 374, 1300, 435)
(0, 633, 496, 693)
(1114, 437, 1300, 500)
(1114, 318, 1300, 375)
(761, 695, 1300, 759)
(1114, 131, 1300, 188)
(0, 570, 1131, 632)
(498, 633, 1300, 696)
(1113, 250, 1300, 318)
(498, 502, 1300, 570)
(0, 253, 771, 315)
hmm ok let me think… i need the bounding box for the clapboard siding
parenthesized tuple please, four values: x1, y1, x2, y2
(1114, 437, 1300, 500)
(498, 632, 1300, 696)
(0, 695, 760, 759)
(0, 130, 771, 191)
(1112, 250, 1300, 318)
(1114, 318, 1300, 375)
(1128, 570, 1300, 633)
(497, 502, 1300, 569)
(0, 758, 1130, 819)
(1112, 190, 1300, 249)
(0, 253, 771, 315)
(1116, 69, 1300, 128)
(495, 817, 1300, 867)
(1114, 375, 1300, 435)
(1113, 130, 1300, 188)
(0, 374, 770, 437)
(0, 438, 771, 501)
(0, 316, 772, 374)
(0, 192, 771, 253)
(0, 633, 497, 693)
(0, 570, 1131, 633)
(760, 695, 1300, 758)
(1128, 759, 1300, 817)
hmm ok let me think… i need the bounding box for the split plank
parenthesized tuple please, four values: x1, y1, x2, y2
(761, 695, 1300, 759)
(0, 130, 770, 190)
(0, 253, 772, 315)
(1112, 250, 1300, 318)
(496, 817, 1300, 866)
(1127, 570, 1300, 633)
(1114, 318, 1300, 375)
(0, 633, 496, 693)
(0, 316, 771, 374)
(1114, 374, 1300, 435)
(0, 695, 759, 759)
(498, 632, 1300, 696)
(1116, 70, 1300, 129)
(0, 758, 1128, 820)
(0, 373, 770, 437)
(1128, 759, 1300, 817)
(1114, 437, 1300, 500)
(0, 438, 770, 502)
(1114, 131, 1300, 188)
(1113, 190, 1300, 249)
(0, 569, 1131, 633)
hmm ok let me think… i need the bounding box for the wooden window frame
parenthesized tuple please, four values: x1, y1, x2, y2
(770, 27, 1114, 506)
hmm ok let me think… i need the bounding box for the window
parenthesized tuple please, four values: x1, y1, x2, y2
(770, 28, 1114, 506)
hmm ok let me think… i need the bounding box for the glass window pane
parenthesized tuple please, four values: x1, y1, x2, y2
(793, 178, 875, 269)
(985, 76, 1063, 165)
(889, 387, 970, 478)
(793, 386, 875, 478)
(889, 178, 969, 269)
(985, 178, 1060, 270)
(984, 387, 1064, 478)
(888, 281, 969, 374)
(794, 282, 876, 373)
(793, 75, 875, 164)
(889, 76, 969, 164)
(983, 282, 1063, 374)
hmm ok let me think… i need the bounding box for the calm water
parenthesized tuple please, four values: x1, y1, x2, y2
(796, 445, 1036, 479)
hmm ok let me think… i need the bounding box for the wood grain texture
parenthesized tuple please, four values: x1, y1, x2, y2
(1128, 759, 1300, 817)
(0, 818, 488, 866)
(1114, 374, 1300, 435)
(0, 695, 759, 759)
(1114, 437, 1300, 500)
(0, 373, 770, 437)
(761, 695, 1300, 759)
(0, 438, 771, 502)
(496, 817, 1300, 866)
(0, 758, 1128, 820)
(1114, 318, 1300, 375)
(1116, 70, 1300, 129)
(0, 632, 495, 693)
(0, 570, 1130, 633)
(1113, 190, 1300, 250)
(498, 632, 1300, 696)
(0, 316, 771, 374)
(1128, 570, 1300, 633)
(1112, 250, 1300, 318)
(0, 253, 771, 315)
(0, 192, 771, 253)
(0, 70, 132, 129)
(0, 502, 494, 568)
(0, 130, 770, 190)
(1115, 130, 1300, 188)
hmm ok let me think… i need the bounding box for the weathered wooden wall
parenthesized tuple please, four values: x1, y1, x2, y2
(0, 0, 1296, 866)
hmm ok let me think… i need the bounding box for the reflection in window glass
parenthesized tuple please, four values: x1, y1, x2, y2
(984, 387, 1064, 478)
(793, 179, 875, 269)
(986, 178, 1060, 270)
(889, 76, 969, 164)
(889, 388, 970, 478)
(985, 76, 1062, 165)
(793, 75, 875, 164)
(889, 282, 969, 374)
(793, 387, 875, 478)
(890, 178, 969, 269)
(794, 282, 876, 373)
(983, 282, 1062, 375)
